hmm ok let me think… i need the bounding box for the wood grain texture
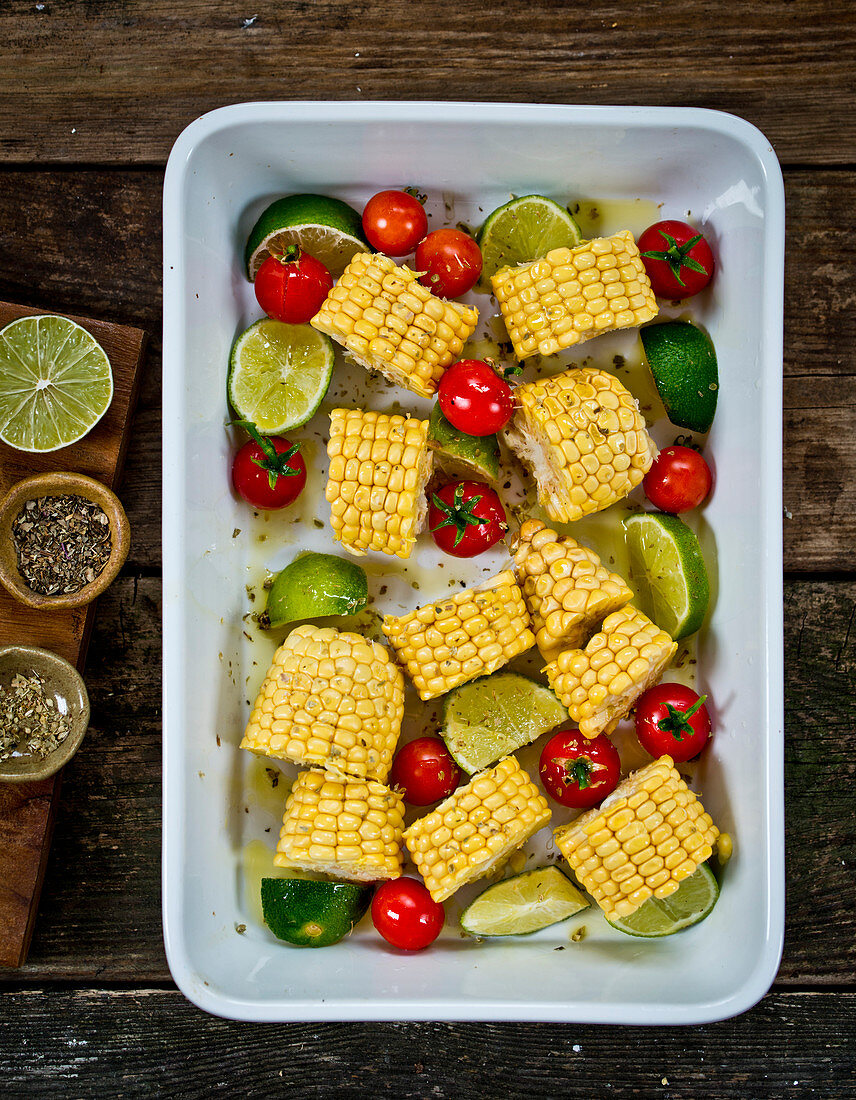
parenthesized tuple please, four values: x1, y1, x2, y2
(0, 1, 854, 166)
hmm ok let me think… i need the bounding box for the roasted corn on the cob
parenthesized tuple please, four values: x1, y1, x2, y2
(326, 407, 432, 559)
(491, 230, 658, 360)
(241, 624, 404, 783)
(404, 756, 551, 902)
(554, 755, 719, 920)
(383, 571, 535, 700)
(512, 518, 633, 661)
(545, 605, 677, 738)
(311, 252, 479, 398)
(275, 769, 406, 882)
(504, 366, 656, 524)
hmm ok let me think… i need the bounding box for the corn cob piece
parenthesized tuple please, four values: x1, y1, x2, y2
(545, 605, 677, 738)
(554, 755, 719, 921)
(504, 365, 656, 524)
(491, 230, 658, 360)
(383, 571, 535, 701)
(512, 518, 633, 662)
(326, 407, 432, 559)
(404, 756, 551, 902)
(240, 624, 404, 783)
(311, 252, 479, 398)
(275, 769, 406, 882)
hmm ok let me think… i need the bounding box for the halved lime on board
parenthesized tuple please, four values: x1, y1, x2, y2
(245, 194, 367, 280)
(461, 867, 589, 937)
(623, 512, 710, 641)
(441, 671, 569, 775)
(260, 878, 373, 947)
(477, 194, 583, 287)
(0, 315, 113, 453)
(428, 403, 502, 484)
(606, 863, 719, 937)
(264, 553, 368, 629)
(228, 319, 334, 434)
(640, 321, 719, 434)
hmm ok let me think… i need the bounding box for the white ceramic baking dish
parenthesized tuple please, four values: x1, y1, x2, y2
(162, 102, 784, 1023)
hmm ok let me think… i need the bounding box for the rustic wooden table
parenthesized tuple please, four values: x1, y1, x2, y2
(1, 1, 854, 1095)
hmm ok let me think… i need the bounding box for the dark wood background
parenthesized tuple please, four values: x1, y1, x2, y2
(1, 1, 854, 1095)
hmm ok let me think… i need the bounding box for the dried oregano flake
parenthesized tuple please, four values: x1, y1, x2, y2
(12, 494, 112, 596)
(0, 672, 72, 761)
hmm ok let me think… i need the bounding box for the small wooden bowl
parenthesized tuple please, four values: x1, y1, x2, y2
(0, 645, 90, 783)
(0, 471, 130, 610)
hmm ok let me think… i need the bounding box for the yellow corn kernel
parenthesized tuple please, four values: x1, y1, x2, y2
(383, 571, 534, 700)
(404, 757, 551, 902)
(241, 624, 404, 783)
(503, 366, 656, 524)
(275, 769, 405, 882)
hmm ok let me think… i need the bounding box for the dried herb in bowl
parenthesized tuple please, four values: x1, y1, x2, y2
(0, 671, 72, 762)
(12, 494, 112, 596)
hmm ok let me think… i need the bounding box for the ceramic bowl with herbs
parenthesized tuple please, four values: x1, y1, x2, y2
(0, 471, 130, 610)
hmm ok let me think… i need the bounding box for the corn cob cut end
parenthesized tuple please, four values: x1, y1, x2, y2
(554, 755, 719, 921)
(404, 756, 552, 902)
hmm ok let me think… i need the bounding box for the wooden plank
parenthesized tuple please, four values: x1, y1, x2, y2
(0, 302, 147, 969)
(0, 988, 853, 1097)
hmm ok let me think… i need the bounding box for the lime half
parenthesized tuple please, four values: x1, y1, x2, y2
(228, 319, 334, 434)
(442, 671, 569, 775)
(264, 553, 368, 628)
(261, 878, 373, 947)
(0, 315, 113, 453)
(477, 195, 583, 287)
(245, 194, 367, 280)
(428, 404, 501, 484)
(607, 863, 719, 937)
(640, 321, 719, 434)
(624, 512, 710, 641)
(461, 867, 589, 937)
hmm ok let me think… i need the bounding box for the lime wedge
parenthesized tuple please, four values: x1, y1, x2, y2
(263, 553, 368, 629)
(640, 321, 719, 433)
(261, 878, 373, 947)
(428, 403, 501, 484)
(245, 194, 367, 280)
(607, 863, 719, 937)
(461, 867, 589, 936)
(442, 671, 568, 775)
(477, 195, 583, 287)
(228, 319, 334, 434)
(0, 315, 113, 453)
(623, 512, 710, 641)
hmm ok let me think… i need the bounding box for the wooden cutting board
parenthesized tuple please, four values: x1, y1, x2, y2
(0, 301, 147, 968)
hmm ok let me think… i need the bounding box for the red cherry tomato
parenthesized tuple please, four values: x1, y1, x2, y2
(538, 729, 621, 809)
(638, 220, 714, 299)
(438, 359, 514, 436)
(415, 228, 482, 298)
(643, 446, 713, 513)
(428, 480, 507, 558)
(371, 878, 445, 951)
(635, 684, 711, 763)
(362, 189, 428, 256)
(389, 736, 462, 806)
(231, 423, 306, 510)
(254, 247, 333, 324)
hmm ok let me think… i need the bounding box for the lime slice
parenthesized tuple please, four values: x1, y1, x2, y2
(260, 878, 373, 947)
(640, 321, 719, 433)
(245, 194, 367, 280)
(428, 404, 501, 484)
(607, 863, 719, 937)
(228, 319, 334, 434)
(442, 671, 569, 775)
(623, 512, 710, 640)
(263, 553, 368, 629)
(461, 867, 589, 937)
(0, 315, 113, 453)
(477, 195, 583, 287)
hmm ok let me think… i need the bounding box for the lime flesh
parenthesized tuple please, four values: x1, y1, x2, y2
(623, 512, 710, 640)
(477, 194, 583, 287)
(245, 194, 367, 279)
(428, 404, 501, 484)
(461, 867, 589, 936)
(228, 319, 334, 434)
(607, 863, 719, 937)
(0, 315, 113, 452)
(640, 321, 719, 433)
(264, 553, 368, 628)
(260, 878, 373, 947)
